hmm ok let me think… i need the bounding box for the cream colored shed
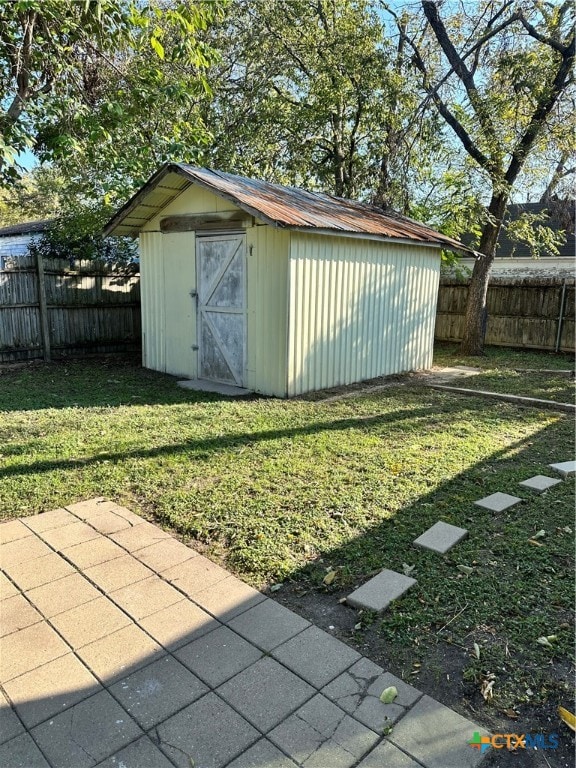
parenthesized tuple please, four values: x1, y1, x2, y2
(105, 164, 469, 397)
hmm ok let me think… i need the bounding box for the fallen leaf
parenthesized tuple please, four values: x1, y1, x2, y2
(402, 563, 415, 576)
(559, 706, 576, 732)
(473, 642, 481, 660)
(480, 673, 496, 700)
(527, 539, 544, 546)
(532, 529, 546, 539)
(457, 565, 473, 574)
(270, 583, 283, 592)
(380, 686, 398, 704)
(354, 622, 362, 630)
(323, 570, 337, 586)
(504, 709, 518, 719)
(536, 636, 554, 648)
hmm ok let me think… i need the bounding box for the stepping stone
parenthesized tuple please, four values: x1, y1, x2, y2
(549, 460, 576, 478)
(474, 492, 521, 512)
(519, 475, 562, 493)
(346, 569, 416, 613)
(413, 521, 468, 554)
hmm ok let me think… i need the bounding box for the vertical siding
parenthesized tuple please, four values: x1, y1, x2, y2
(139, 231, 197, 377)
(163, 233, 196, 378)
(287, 233, 440, 396)
(245, 225, 290, 397)
(139, 232, 165, 371)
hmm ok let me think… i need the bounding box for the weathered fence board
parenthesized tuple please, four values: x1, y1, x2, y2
(436, 277, 575, 352)
(0, 256, 141, 363)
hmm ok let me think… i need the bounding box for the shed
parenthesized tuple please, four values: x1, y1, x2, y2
(105, 164, 469, 397)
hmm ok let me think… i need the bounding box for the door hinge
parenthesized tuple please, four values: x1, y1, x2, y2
(190, 290, 198, 298)
(191, 344, 199, 351)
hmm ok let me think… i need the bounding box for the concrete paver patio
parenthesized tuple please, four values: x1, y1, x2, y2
(0, 498, 490, 768)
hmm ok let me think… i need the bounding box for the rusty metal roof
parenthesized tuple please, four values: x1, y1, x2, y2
(104, 163, 472, 252)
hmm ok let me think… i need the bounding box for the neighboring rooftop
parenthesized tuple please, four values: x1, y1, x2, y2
(0, 219, 53, 237)
(104, 163, 472, 253)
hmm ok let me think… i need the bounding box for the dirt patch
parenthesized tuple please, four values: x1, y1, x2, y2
(273, 584, 575, 768)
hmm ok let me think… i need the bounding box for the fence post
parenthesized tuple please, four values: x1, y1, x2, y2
(35, 251, 51, 361)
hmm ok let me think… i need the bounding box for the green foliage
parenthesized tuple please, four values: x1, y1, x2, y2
(28, 204, 137, 265)
(0, 0, 225, 190)
(200, 0, 439, 209)
(0, 166, 64, 226)
(505, 211, 567, 259)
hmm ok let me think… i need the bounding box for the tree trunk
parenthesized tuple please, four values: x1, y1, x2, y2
(459, 192, 508, 355)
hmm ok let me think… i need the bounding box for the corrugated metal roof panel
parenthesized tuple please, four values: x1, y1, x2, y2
(104, 163, 472, 253)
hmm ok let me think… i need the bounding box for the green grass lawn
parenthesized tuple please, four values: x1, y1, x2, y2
(433, 342, 575, 403)
(0, 349, 574, 719)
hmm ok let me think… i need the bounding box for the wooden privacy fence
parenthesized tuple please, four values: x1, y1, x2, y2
(436, 276, 575, 352)
(0, 255, 141, 363)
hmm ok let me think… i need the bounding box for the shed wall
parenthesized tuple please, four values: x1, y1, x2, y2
(287, 233, 440, 396)
(139, 186, 290, 393)
(245, 225, 290, 396)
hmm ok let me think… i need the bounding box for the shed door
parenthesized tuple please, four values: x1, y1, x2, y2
(196, 234, 246, 386)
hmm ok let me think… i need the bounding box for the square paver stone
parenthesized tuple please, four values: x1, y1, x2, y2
(346, 569, 416, 613)
(549, 460, 576, 478)
(0, 593, 42, 637)
(65, 497, 134, 520)
(32, 689, 142, 768)
(3, 653, 102, 728)
(86, 509, 140, 535)
(139, 598, 219, 650)
(322, 658, 422, 732)
(110, 521, 171, 552)
(0, 519, 33, 544)
(156, 692, 259, 768)
(356, 741, 422, 768)
(162, 555, 230, 597)
(191, 576, 266, 621)
(64, 497, 114, 516)
(94, 736, 176, 768)
(38, 520, 101, 550)
(268, 693, 379, 768)
(6, 551, 75, 591)
(135, 537, 197, 572)
(389, 694, 490, 768)
(50, 596, 131, 648)
(60, 536, 125, 569)
(519, 475, 563, 493)
(0, 622, 70, 682)
(474, 492, 522, 512)
(76, 624, 165, 684)
(272, 626, 361, 688)
(0, 572, 19, 600)
(0, 535, 52, 569)
(413, 521, 468, 554)
(26, 572, 101, 617)
(225, 738, 299, 768)
(109, 576, 182, 619)
(228, 598, 310, 651)
(23, 508, 77, 534)
(84, 554, 153, 592)
(110, 655, 208, 729)
(0, 733, 51, 767)
(217, 656, 315, 731)
(175, 624, 262, 687)
(0, 690, 24, 745)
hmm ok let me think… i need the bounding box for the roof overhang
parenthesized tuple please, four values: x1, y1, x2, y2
(104, 163, 476, 256)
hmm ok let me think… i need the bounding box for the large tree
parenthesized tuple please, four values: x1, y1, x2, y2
(0, 0, 223, 189)
(389, 0, 575, 354)
(202, 0, 441, 211)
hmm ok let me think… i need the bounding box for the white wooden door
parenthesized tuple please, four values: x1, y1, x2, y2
(196, 234, 246, 386)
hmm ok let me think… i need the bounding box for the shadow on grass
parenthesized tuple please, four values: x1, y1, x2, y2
(0, 386, 573, 767)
